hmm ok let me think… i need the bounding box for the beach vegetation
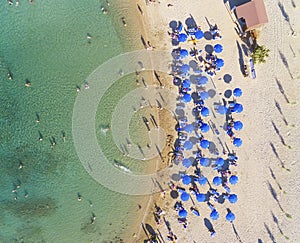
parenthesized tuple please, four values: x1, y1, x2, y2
(251, 45, 270, 64)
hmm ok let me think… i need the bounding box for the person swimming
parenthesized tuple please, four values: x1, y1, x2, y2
(121, 17, 127, 27)
(101, 6, 108, 14)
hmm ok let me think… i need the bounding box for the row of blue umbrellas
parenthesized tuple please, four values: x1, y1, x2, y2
(182, 174, 238, 186)
(210, 210, 235, 222)
(179, 202, 236, 222)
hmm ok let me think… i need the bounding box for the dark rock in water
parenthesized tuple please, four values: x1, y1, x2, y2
(3, 198, 57, 218)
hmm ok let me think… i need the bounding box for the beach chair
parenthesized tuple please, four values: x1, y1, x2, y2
(251, 68, 256, 79)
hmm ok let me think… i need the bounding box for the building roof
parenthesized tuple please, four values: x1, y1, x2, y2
(236, 0, 268, 31)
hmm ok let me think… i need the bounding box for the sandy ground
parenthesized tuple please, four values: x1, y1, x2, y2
(133, 0, 300, 242)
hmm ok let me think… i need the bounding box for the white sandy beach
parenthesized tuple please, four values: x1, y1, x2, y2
(135, 0, 300, 242)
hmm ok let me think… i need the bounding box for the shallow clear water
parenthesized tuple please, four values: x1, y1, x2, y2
(0, 0, 146, 242)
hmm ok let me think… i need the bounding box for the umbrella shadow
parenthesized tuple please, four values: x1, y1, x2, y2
(140, 35, 147, 49)
(223, 74, 232, 83)
(236, 41, 245, 76)
(275, 78, 290, 103)
(271, 211, 289, 239)
(269, 142, 289, 170)
(204, 17, 214, 30)
(267, 181, 292, 218)
(268, 167, 284, 191)
(225, 0, 251, 9)
(264, 223, 276, 243)
(204, 218, 214, 231)
(241, 43, 249, 56)
(189, 59, 199, 69)
(208, 142, 220, 156)
(224, 89, 232, 99)
(207, 89, 216, 98)
(278, 2, 295, 35)
(185, 15, 197, 28)
(169, 20, 178, 31)
(274, 99, 288, 125)
(171, 173, 181, 181)
(204, 31, 213, 40)
(205, 44, 214, 54)
(232, 223, 243, 242)
(278, 50, 293, 79)
(271, 120, 287, 146)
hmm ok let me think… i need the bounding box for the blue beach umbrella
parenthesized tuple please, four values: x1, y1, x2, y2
(184, 140, 193, 150)
(210, 210, 220, 220)
(182, 175, 192, 185)
(200, 139, 210, 149)
(216, 58, 224, 68)
(200, 157, 210, 167)
(194, 30, 204, 40)
(183, 124, 194, 133)
(197, 76, 208, 85)
(178, 33, 188, 42)
(214, 44, 223, 53)
(196, 193, 206, 202)
(213, 176, 222, 186)
(200, 91, 209, 100)
(233, 88, 242, 97)
(180, 64, 190, 73)
(217, 105, 227, 115)
(201, 107, 210, 117)
(182, 93, 192, 103)
(233, 121, 243, 131)
(200, 123, 210, 133)
(182, 158, 192, 168)
(181, 192, 190, 201)
(232, 103, 243, 113)
(179, 209, 188, 218)
(228, 194, 238, 204)
(215, 158, 225, 167)
(229, 175, 239, 185)
(233, 138, 242, 147)
(180, 49, 189, 58)
(197, 176, 208, 185)
(226, 212, 235, 222)
(182, 79, 191, 88)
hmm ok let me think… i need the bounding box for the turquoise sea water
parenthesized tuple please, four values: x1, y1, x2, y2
(0, 0, 147, 242)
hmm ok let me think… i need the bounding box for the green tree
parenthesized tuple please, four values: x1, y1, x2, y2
(251, 45, 270, 64)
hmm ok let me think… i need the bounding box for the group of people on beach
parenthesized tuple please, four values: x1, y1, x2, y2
(146, 17, 243, 242)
